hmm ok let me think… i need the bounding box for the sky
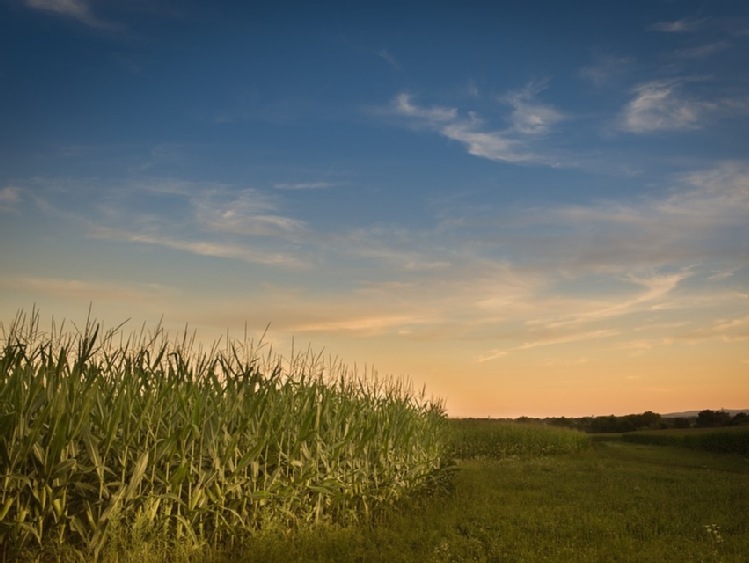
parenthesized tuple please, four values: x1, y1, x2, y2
(1, 0, 748, 418)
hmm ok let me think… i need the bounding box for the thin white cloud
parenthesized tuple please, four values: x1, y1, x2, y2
(677, 314, 749, 344)
(503, 83, 565, 135)
(488, 273, 693, 364)
(9, 161, 748, 368)
(708, 270, 737, 282)
(673, 41, 730, 59)
(529, 161, 749, 273)
(649, 16, 749, 37)
(294, 313, 429, 335)
(659, 161, 749, 222)
(649, 17, 708, 33)
(89, 225, 308, 269)
(719, 96, 749, 115)
(193, 189, 306, 238)
(375, 48, 401, 70)
(14, 177, 310, 268)
(478, 329, 620, 363)
(391, 90, 568, 166)
(393, 93, 457, 122)
(554, 162, 749, 230)
(24, 0, 118, 31)
(439, 121, 532, 164)
(619, 80, 712, 133)
(542, 272, 692, 329)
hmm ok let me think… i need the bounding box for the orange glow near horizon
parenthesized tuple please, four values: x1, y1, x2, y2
(2, 298, 746, 419)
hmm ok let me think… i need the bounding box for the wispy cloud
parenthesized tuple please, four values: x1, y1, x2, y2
(391, 88, 569, 167)
(538, 272, 692, 330)
(673, 41, 730, 59)
(20, 177, 311, 268)
(439, 120, 532, 164)
(649, 16, 749, 37)
(478, 329, 620, 363)
(89, 225, 308, 269)
(192, 189, 306, 238)
(24, 0, 119, 31)
(294, 313, 429, 335)
(649, 17, 708, 33)
(375, 48, 401, 70)
(503, 82, 565, 135)
(445, 164, 748, 308)
(392, 92, 528, 163)
(541, 162, 749, 269)
(618, 79, 712, 133)
(676, 314, 749, 344)
(10, 161, 748, 365)
(393, 93, 457, 122)
(708, 269, 737, 282)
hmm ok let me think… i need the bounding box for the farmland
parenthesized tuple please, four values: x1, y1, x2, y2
(2, 312, 748, 562)
(236, 436, 749, 562)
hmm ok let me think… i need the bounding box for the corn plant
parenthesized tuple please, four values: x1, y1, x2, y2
(0, 309, 449, 561)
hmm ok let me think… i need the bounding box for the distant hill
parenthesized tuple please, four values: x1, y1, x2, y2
(662, 408, 749, 418)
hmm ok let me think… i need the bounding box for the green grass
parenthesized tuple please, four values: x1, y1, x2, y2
(215, 438, 749, 562)
(622, 426, 749, 456)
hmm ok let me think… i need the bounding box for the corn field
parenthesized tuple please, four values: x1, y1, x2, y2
(448, 419, 590, 460)
(0, 310, 449, 560)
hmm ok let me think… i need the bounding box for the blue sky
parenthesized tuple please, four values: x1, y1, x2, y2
(2, 0, 748, 417)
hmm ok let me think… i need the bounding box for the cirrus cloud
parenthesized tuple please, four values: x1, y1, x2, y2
(618, 79, 713, 133)
(24, 0, 118, 31)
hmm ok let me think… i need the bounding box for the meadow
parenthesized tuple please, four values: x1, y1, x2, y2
(622, 426, 749, 456)
(234, 436, 749, 562)
(2, 311, 748, 562)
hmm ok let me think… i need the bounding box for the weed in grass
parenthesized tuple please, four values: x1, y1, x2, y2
(704, 523, 725, 561)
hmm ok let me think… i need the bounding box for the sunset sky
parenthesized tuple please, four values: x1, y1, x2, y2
(2, 0, 748, 417)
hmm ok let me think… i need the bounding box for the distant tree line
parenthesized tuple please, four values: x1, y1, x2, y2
(535, 409, 749, 433)
(695, 409, 748, 428)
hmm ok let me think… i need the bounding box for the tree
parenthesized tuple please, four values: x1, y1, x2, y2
(696, 409, 732, 427)
(732, 412, 749, 426)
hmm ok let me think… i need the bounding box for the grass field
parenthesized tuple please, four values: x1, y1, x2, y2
(622, 426, 749, 456)
(228, 437, 749, 562)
